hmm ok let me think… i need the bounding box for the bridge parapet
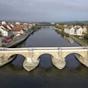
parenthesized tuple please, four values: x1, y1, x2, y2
(0, 47, 87, 71)
(0, 47, 87, 51)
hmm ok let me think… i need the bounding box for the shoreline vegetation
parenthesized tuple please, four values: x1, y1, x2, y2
(54, 27, 88, 46)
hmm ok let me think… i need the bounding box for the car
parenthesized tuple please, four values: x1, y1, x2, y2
(2, 37, 12, 43)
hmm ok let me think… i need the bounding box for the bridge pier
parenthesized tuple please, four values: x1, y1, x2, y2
(23, 57, 39, 71)
(0, 47, 87, 71)
(75, 54, 88, 67)
(0, 54, 14, 66)
(52, 56, 66, 69)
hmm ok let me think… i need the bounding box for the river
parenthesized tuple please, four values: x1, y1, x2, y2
(21, 27, 80, 47)
(0, 27, 88, 88)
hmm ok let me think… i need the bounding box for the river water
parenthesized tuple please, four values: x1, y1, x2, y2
(0, 27, 88, 88)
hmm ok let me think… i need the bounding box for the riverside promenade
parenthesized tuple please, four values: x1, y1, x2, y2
(2, 30, 33, 48)
(70, 36, 88, 46)
(54, 28, 88, 46)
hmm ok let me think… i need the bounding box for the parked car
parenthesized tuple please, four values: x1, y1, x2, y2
(2, 36, 12, 43)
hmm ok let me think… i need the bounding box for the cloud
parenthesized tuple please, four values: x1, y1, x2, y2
(0, 0, 88, 22)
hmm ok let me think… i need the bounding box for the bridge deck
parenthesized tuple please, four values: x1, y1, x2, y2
(0, 47, 87, 51)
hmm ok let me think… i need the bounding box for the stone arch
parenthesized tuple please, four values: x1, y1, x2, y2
(0, 54, 26, 68)
(7, 53, 26, 61)
(37, 53, 54, 69)
(64, 53, 86, 68)
(37, 53, 53, 60)
(23, 52, 56, 71)
(23, 53, 53, 71)
(4, 52, 37, 72)
(10, 54, 26, 67)
(8, 53, 35, 71)
(33, 52, 66, 70)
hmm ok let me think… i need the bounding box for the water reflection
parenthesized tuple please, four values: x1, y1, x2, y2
(24, 28, 80, 47)
(38, 54, 53, 70)
(11, 55, 25, 70)
(65, 54, 81, 70)
(64, 36, 75, 44)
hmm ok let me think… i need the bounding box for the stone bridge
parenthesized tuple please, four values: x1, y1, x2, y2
(0, 47, 88, 71)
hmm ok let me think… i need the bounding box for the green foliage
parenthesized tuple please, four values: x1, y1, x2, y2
(84, 33, 88, 39)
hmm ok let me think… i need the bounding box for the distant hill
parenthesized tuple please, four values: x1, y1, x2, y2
(56, 21, 88, 25)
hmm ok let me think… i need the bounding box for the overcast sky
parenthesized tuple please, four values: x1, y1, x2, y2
(0, 0, 88, 22)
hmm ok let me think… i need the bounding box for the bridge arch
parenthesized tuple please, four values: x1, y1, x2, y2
(31, 51, 66, 71)
(0, 47, 87, 71)
(0, 54, 26, 68)
(64, 53, 85, 69)
(7, 53, 26, 61)
(7, 53, 35, 71)
(8, 54, 26, 69)
(38, 53, 53, 58)
(37, 53, 54, 69)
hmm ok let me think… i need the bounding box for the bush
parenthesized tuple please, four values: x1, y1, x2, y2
(84, 33, 88, 39)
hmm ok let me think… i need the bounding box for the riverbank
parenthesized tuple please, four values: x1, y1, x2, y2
(70, 36, 88, 46)
(2, 27, 40, 48)
(2, 31, 32, 48)
(54, 28, 88, 46)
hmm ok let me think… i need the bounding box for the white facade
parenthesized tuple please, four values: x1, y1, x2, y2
(83, 27, 87, 34)
(64, 26, 87, 36)
(0, 26, 8, 37)
(1, 21, 6, 25)
(76, 27, 83, 36)
(64, 28, 69, 34)
(69, 27, 75, 35)
(15, 22, 20, 25)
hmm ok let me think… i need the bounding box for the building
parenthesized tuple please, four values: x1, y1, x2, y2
(69, 27, 76, 35)
(64, 28, 69, 34)
(0, 25, 8, 37)
(82, 26, 87, 34)
(13, 23, 24, 36)
(64, 25, 87, 36)
(76, 27, 83, 36)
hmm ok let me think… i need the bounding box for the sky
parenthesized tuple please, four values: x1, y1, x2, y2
(0, 0, 88, 22)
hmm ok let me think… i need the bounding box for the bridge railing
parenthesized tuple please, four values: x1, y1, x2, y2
(0, 47, 87, 51)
